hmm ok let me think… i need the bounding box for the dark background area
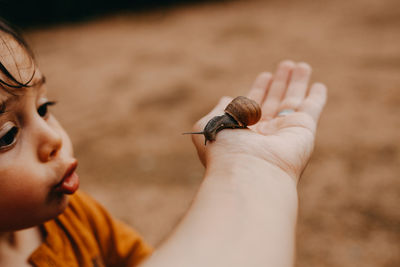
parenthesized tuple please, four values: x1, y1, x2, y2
(0, 0, 228, 28)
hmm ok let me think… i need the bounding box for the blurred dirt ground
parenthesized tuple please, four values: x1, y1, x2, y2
(26, 0, 400, 266)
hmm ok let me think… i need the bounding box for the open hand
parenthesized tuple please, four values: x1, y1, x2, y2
(191, 61, 327, 182)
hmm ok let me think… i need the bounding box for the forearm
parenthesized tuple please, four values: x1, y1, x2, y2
(140, 156, 298, 267)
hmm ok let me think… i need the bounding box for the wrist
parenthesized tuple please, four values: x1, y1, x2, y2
(202, 153, 299, 221)
(205, 153, 298, 190)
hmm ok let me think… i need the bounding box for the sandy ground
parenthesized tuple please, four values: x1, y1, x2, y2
(25, 0, 400, 266)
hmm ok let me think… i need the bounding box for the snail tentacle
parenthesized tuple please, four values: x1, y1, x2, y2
(183, 96, 262, 145)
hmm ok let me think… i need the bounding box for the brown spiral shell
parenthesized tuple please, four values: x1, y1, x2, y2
(224, 96, 261, 127)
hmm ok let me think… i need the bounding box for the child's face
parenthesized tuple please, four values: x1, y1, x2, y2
(0, 33, 78, 231)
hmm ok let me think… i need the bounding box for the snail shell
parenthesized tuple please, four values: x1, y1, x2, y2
(224, 96, 261, 127)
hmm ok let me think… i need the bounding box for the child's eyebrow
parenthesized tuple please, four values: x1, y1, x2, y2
(0, 97, 14, 114)
(0, 102, 4, 114)
(31, 75, 46, 87)
(0, 94, 20, 114)
(0, 75, 45, 115)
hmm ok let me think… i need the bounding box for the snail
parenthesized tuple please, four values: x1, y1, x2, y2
(184, 96, 262, 145)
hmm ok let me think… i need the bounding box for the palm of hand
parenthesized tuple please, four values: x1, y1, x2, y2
(192, 61, 327, 182)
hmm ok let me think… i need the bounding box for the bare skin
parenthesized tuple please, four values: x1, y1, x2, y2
(0, 228, 43, 266)
(139, 61, 327, 267)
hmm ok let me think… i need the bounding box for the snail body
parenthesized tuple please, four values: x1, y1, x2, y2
(184, 96, 261, 144)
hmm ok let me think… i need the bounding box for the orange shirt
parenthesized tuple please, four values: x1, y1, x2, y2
(28, 191, 153, 267)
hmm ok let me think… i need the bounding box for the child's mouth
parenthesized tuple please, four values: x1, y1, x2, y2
(53, 161, 80, 194)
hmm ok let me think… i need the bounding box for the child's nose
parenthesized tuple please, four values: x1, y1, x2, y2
(37, 121, 63, 162)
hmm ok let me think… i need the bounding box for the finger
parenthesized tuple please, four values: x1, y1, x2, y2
(279, 62, 312, 111)
(190, 96, 232, 148)
(246, 72, 273, 104)
(299, 83, 327, 122)
(262, 60, 295, 120)
(189, 96, 232, 165)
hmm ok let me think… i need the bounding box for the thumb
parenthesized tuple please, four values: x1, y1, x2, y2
(190, 96, 233, 165)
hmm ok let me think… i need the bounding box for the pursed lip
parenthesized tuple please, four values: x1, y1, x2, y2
(54, 160, 78, 188)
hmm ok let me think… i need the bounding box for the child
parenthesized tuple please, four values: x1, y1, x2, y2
(0, 19, 327, 267)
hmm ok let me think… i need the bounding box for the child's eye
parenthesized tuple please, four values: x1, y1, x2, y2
(37, 101, 56, 118)
(0, 125, 19, 149)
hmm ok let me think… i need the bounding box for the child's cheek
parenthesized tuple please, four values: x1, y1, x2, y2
(49, 116, 74, 156)
(0, 167, 59, 230)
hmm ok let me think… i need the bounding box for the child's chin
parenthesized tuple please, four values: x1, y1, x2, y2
(47, 192, 71, 217)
